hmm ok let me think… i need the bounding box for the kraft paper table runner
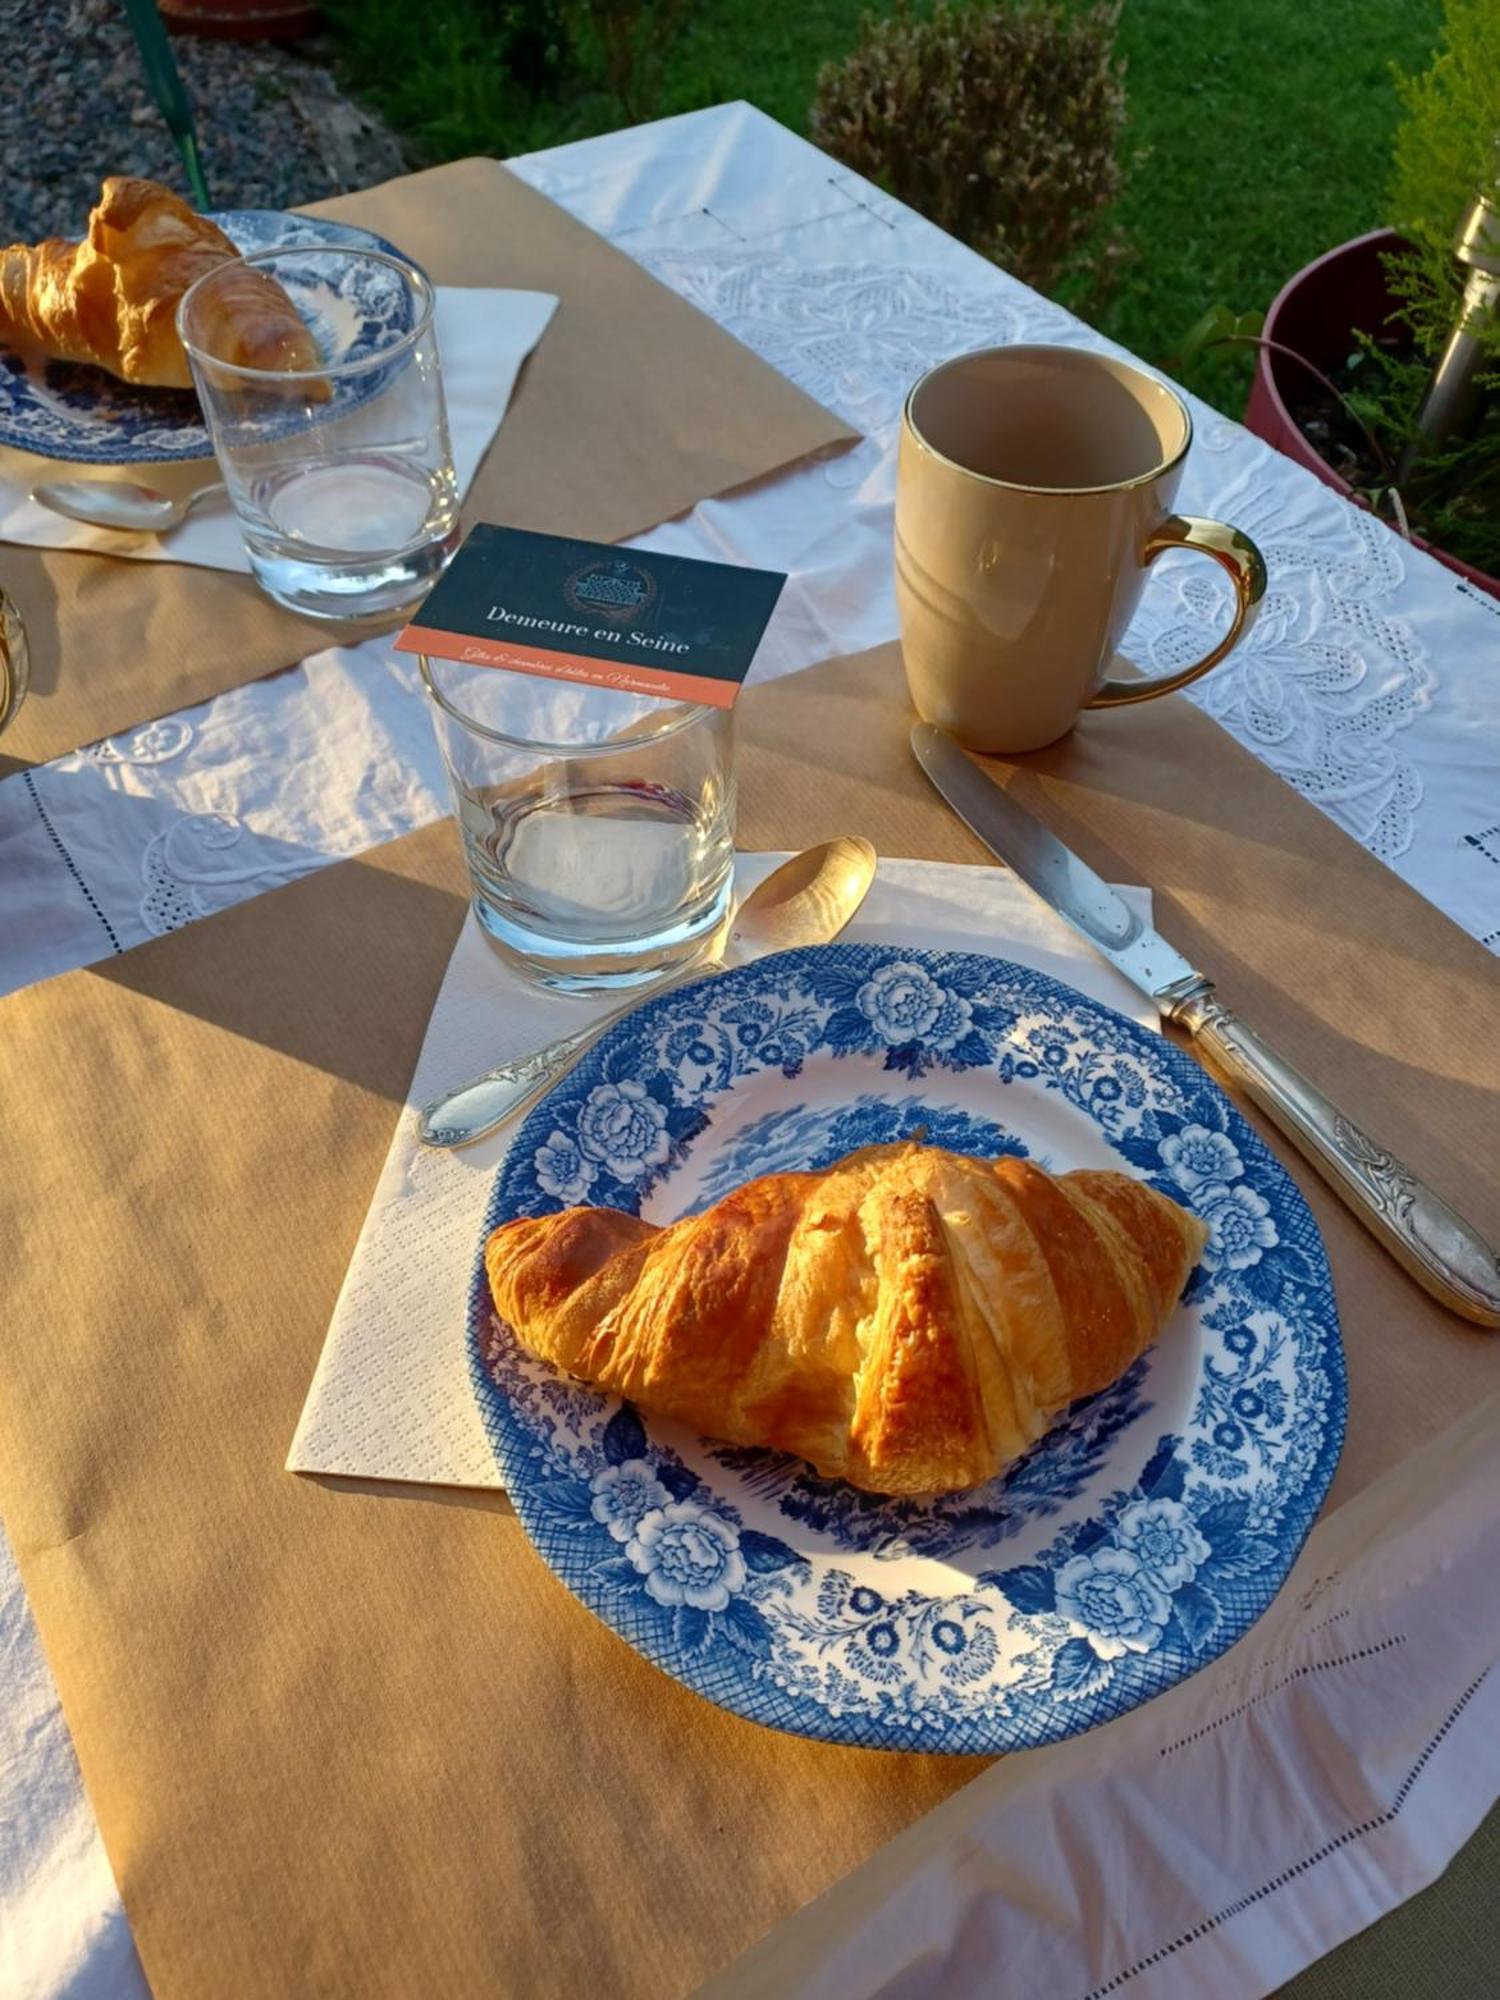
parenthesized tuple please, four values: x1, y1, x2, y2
(3, 646, 1499, 1997)
(0, 157, 853, 770)
(0, 821, 987, 2000)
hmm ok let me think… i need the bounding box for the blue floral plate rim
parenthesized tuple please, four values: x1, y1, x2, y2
(468, 943, 1346, 1754)
(0, 209, 401, 465)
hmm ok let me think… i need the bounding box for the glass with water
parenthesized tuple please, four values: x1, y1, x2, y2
(420, 655, 736, 992)
(177, 247, 458, 620)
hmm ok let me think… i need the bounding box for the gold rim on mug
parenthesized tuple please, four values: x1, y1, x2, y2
(902, 344, 1194, 498)
(416, 651, 716, 755)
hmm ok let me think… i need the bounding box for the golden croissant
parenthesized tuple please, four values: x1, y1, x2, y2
(486, 1142, 1208, 1496)
(0, 177, 321, 389)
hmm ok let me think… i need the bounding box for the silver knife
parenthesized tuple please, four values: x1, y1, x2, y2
(912, 722, 1500, 1328)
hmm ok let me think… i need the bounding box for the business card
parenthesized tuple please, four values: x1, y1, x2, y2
(397, 524, 786, 709)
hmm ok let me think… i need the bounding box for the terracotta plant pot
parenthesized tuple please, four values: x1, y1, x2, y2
(1244, 227, 1499, 600)
(159, 0, 321, 40)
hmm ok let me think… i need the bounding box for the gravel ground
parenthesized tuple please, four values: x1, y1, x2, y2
(1, 0, 410, 241)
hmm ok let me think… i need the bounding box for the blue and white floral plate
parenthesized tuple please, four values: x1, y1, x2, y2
(0, 211, 398, 464)
(470, 946, 1345, 1753)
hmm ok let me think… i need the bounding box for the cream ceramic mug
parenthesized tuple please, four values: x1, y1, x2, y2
(895, 344, 1267, 753)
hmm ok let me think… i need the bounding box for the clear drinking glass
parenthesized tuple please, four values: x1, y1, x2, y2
(420, 655, 737, 993)
(177, 247, 459, 620)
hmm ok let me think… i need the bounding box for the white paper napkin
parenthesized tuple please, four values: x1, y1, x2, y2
(0, 287, 557, 571)
(288, 854, 1156, 1490)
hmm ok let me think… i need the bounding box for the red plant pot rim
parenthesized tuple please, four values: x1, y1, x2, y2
(1253, 227, 1402, 471)
(159, 0, 322, 40)
(1247, 228, 1498, 600)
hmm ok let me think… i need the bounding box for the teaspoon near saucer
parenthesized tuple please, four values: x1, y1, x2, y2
(31, 477, 227, 534)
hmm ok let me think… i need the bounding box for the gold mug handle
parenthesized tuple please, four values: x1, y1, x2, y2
(1088, 515, 1268, 709)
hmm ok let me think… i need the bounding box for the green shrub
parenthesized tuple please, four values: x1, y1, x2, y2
(1374, 0, 1500, 574)
(1182, 0, 1499, 575)
(1386, 0, 1500, 362)
(574, 0, 690, 123)
(476, 1, 686, 120)
(322, 0, 684, 159)
(810, 1, 1127, 297)
(480, 1, 571, 96)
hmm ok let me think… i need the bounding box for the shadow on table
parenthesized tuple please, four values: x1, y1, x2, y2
(1, 556, 61, 706)
(1274, 1799, 1500, 1999)
(87, 821, 467, 1104)
(301, 1472, 515, 1518)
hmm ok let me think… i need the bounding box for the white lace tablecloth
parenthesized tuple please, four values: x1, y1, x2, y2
(3, 102, 1498, 2000)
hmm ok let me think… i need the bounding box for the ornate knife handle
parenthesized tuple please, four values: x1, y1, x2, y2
(1174, 993, 1500, 1328)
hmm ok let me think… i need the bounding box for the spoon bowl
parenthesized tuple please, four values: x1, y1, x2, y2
(723, 835, 877, 965)
(31, 477, 225, 534)
(418, 837, 878, 1150)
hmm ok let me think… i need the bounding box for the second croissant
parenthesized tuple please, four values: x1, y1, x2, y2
(0, 177, 322, 390)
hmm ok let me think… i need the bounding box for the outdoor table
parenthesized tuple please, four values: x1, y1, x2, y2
(1, 102, 1497, 2000)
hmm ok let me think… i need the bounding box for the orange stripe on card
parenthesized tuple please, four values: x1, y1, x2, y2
(397, 627, 738, 709)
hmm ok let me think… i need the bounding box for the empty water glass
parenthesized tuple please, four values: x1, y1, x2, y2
(178, 246, 459, 620)
(420, 654, 737, 993)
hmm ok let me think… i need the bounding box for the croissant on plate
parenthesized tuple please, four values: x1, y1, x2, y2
(485, 1142, 1208, 1496)
(0, 177, 322, 389)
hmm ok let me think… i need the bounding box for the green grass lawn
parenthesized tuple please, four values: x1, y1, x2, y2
(323, 0, 1445, 413)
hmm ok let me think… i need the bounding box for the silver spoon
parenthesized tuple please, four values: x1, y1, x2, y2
(31, 477, 227, 534)
(418, 836, 878, 1151)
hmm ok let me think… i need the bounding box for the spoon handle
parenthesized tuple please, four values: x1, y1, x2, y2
(416, 956, 725, 1151)
(185, 480, 227, 515)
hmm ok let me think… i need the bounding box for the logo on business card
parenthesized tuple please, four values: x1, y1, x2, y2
(564, 556, 658, 624)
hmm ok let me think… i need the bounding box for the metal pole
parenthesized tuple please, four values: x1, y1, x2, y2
(1400, 186, 1500, 479)
(120, 0, 212, 211)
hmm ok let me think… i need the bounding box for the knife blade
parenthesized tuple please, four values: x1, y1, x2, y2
(911, 722, 1208, 1014)
(911, 721, 1500, 1328)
